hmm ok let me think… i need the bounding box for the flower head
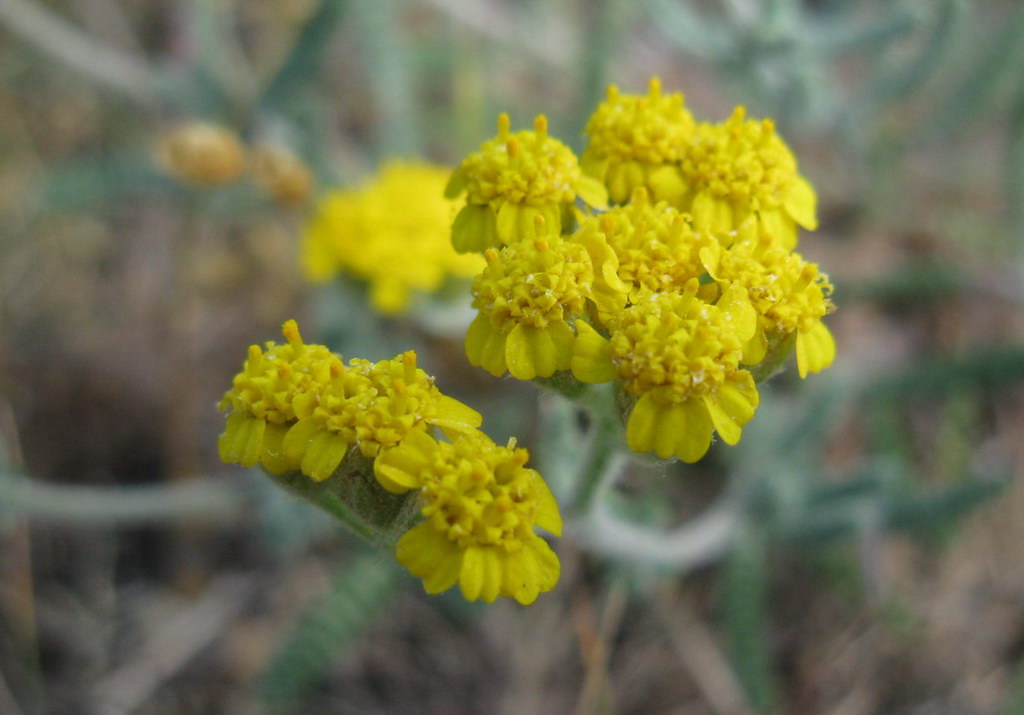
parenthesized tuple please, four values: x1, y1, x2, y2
(572, 284, 759, 462)
(446, 114, 608, 252)
(218, 320, 342, 473)
(582, 77, 696, 204)
(701, 225, 835, 375)
(303, 161, 484, 314)
(283, 350, 482, 481)
(375, 430, 561, 604)
(678, 107, 817, 248)
(466, 225, 594, 380)
(580, 188, 709, 301)
(219, 321, 482, 482)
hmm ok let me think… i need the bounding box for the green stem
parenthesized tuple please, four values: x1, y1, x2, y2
(571, 411, 627, 514)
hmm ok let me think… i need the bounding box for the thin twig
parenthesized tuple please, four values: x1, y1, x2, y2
(0, 0, 157, 105)
(0, 472, 252, 526)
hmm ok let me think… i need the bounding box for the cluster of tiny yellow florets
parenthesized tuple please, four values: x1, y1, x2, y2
(218, 320, 483, 481)
(451, 78, 836, 462)
(375, 430, 561, 604)
(303, 161, 484, 314)
(446, 114, 608, 252)
(582, 77, 696, 204)
(218, 320, 561, 604)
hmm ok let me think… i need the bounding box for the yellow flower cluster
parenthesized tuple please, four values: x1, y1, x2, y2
(303, 162, 484, 314)
(376, 430, 561, 604)
(451, 79, 836, 462)
(219, 320, 561, 604)
(582, 77, 696, 204)
(446, 114, 608, 252)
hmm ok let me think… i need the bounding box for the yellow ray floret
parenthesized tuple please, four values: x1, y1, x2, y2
(571, 285, 759, 462)
(466, 228, 595, 380)
(700, 222, 835, 374)
(302, 161, 484, 314)
(446, 114, 607, 252)
(678, 107, 817, 249)
(582, 77, 697, 205)
(375, 430, 562, 605)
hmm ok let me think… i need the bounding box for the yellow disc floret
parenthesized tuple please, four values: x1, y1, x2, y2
(447, 114, 608, 252)
(678, 107, 817, 248)
(218, 320, 341, 474)
(582, 77, 696, 204)
(302, 161, 484, 314)
(572, 284, 759, 462)
(374, 430, 562, 604)
(466, 227, 595, 380)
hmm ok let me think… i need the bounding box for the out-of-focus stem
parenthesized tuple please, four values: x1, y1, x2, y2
(0, 0, 156, 105)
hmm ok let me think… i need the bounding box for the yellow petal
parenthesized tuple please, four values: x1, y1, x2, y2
(373, 430, 437, 493)
(742, 328, 768, 366)
(783, 175, 818, 230)
(300, 429, 349, 481)
(431, 395, 483, 436)
(571, 320, 615, 383)
(459, 546, 485, 602)
(530, 471, 563, 537)
(625, 391, 661, 455)
(796, 320, 836, 378)
(282, 417, 318, 464)
(218, 412, 265, 467)
(452, 203, 499, 253)
(443, 166, 468, 199)
(525, 538, 560, 593)
(607, 161, 644, 205)
(576, 174, 609, 210)
(465, 313, 508, 377)
(503, 547, 540, 605)
(717, 284, 757, 343)
(259, 422, 293, 474)
(396, 525, 462, 595)
(699, 241, 723, 279)
(703, 374, 758, 445)
(647, 164, 685, 205)
(496, 201, 523, 244)
(505, 321, 574, 380)
(478, 548, 504, 603)
(758, 208, 797, 250)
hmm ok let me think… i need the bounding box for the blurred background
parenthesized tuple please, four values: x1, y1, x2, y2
(2, 0, 1024, 712)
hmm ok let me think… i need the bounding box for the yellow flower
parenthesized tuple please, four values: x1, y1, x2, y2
(582, 77, 696, 205)
(446, 114, 608, 252)
(302, 161, 484, 314)
(218, 320, 341, 474)
(572, 284, 759, 462)
(283, 350, 483, 481)
(700, 222, 835, 376)
(374, 430, 562, 604)
(466, 229, 594, 380)
(576, 188, 709, 304)
(678, 107, 817, 249)
(218, 320, 482, 482)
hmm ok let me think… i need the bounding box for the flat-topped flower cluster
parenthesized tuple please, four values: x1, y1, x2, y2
(448, 78, 836, 462)
(218, 320, 561, 604)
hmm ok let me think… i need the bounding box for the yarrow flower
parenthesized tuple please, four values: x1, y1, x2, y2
(572, 283, 759, 462)
(303, 161, 484, 314)
(582, 77, 696, 205)
(466, 224, 597, 380)
(446, 114, 608, 253)
(374, 430, 561, 604)
(218, 320, 482, 482)
(700, 221, 835, 376)
(677, 107, 817, 249)
(576, 188, 709, 304)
